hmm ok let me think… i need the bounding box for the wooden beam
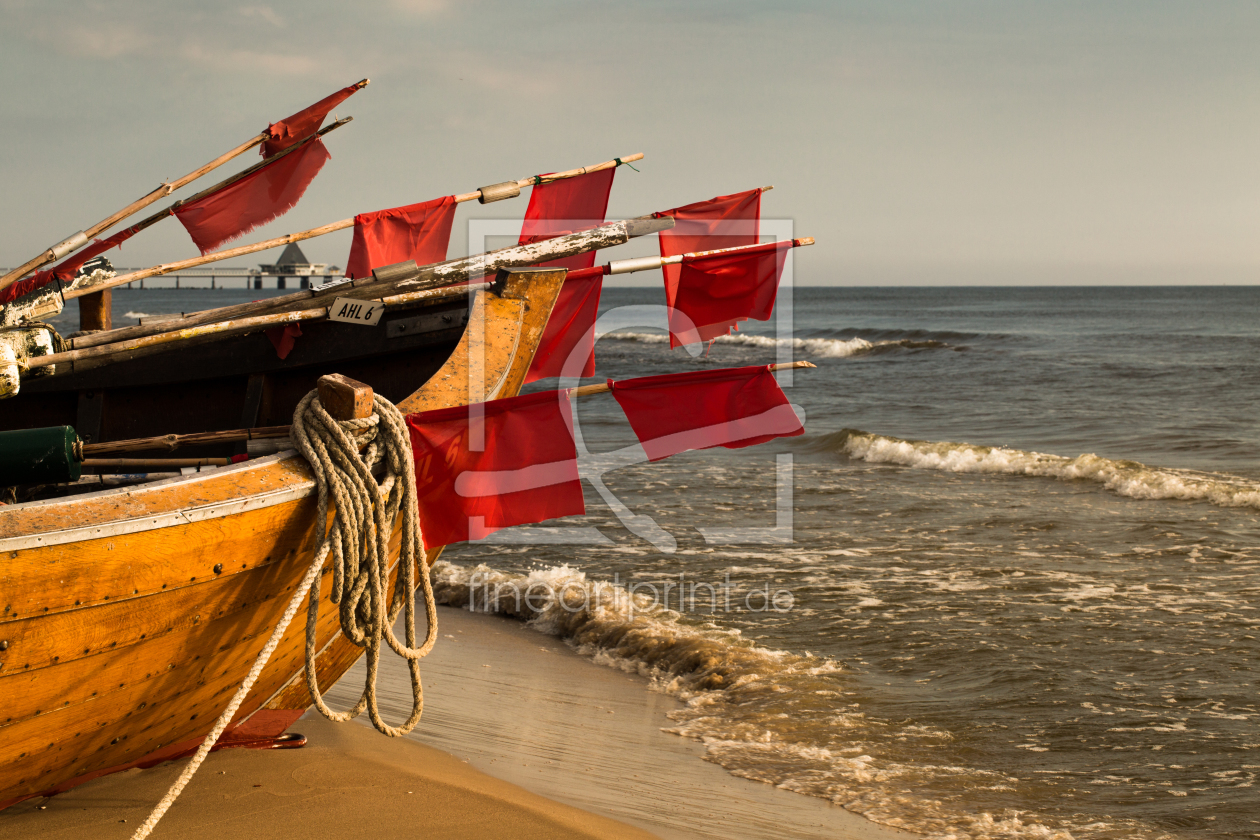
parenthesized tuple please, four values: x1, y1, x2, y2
(77, 290, 112, 332)
(317, 374, 374, 420)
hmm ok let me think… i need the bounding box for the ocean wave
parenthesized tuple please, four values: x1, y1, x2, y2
(820, 429, 1260, 510)
(430, 559, 1126, 840)
(601, 331, 949, 358)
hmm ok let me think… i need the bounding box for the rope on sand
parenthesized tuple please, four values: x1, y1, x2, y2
(131, 390, 436, 839)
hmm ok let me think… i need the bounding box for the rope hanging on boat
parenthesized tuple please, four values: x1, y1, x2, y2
(131, 390, 435, 840)
(290, 389, 438, 735)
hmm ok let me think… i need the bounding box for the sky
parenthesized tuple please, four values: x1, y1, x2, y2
(1, 0, 1258, 285)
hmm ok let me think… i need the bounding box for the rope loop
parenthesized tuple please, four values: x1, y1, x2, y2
(290, 390, 437, 736)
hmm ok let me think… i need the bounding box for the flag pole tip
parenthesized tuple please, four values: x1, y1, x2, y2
(356, 78, 371, 88)
(798, 237, 815, 246)
(622, 152, 645, 163)
(761, 185, 774, 192)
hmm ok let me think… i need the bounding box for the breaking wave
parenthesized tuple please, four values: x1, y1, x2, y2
(821, 429, 1260, 510)
(601, 331, 949, 358)
(430, 560, 1139, 840)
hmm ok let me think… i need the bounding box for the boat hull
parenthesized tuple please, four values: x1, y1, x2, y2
(0, 268, 565, 809)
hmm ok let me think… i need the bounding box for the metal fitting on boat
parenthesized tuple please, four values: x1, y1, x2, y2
(607, 256, 664, 275)
(476, 181, 521, 204)
(48, 231, 89, 261)
(372, 260, 419, 284)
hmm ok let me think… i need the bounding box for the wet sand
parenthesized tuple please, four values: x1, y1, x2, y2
(1, 604, 918, 839)
(326, 605, 918, 840)
(0, 714, 654, 839)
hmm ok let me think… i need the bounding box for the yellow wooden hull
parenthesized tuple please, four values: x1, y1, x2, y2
(0, 271, 564, 808)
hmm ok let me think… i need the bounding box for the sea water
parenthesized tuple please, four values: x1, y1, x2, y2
(438, 286, 1260, 840)
(75, 285, 1259, 838)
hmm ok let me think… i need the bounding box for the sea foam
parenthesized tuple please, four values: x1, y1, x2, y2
(601, 332, 948, 358)
(825, 430, 1260, 510)
(430, 559, 1104, 840)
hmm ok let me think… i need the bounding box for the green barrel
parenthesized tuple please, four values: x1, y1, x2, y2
(0, 426, 82, 486)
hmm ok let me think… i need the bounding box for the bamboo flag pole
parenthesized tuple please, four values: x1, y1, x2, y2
(83, 361, 816, 457)
(59, 152, 646, 305)
(0, 80, 370, 294)
(103, 118, 355, 244)
(57, 235, 808, 366)
(569, 361, 814, 398)
(29, 282, 489, 372)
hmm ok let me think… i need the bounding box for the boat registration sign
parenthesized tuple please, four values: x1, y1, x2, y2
(328, 297, 385, 326)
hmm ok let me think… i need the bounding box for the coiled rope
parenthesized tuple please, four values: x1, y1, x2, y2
(131, 389, 436, 839)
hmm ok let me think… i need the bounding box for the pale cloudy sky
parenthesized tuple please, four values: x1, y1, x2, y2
(2, 1, 1258, 285)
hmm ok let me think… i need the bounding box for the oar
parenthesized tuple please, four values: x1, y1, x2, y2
(83, 361, 815, 457)
(58, 152, 646, 305)
(0, 80, 370, 294)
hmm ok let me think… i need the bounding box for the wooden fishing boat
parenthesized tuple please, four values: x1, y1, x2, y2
(0, 264, 564, 810)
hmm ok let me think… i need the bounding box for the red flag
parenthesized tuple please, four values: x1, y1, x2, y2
(525, 265, 605, 383)
(406, 391, 585, 549)
(670, 241, 792, 344)
(610, 365, 803, 462)
(174, 138, 330, 254)
(344, 195, 458, 280)
(0, 226, 138, 305)
(265, 322, 302, 360)
(262, 84, 360, 158)
(518, 168, 615, 271)
(655, 189, 761, 347)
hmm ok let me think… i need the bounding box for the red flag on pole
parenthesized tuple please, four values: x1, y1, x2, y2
(518, 168, 616, 271)
(262, 83, 360, 158)
(655, 189, 761, 347)
(670, 240, 792, 341)
(525, 265, 605, 383)
(610, 365, 803, 462)
(344, 195, 458, 280)
(174, 137, 331, 254)
(0, 226, 138, 305)
(406, 391, 585, 549)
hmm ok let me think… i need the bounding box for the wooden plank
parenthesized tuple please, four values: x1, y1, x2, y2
(0, 496, 318, 619)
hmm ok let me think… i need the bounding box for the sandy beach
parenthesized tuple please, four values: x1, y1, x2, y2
(325, 605, 916, 840)
(0, 604, 915, 840)
(0, 712, 654, 840)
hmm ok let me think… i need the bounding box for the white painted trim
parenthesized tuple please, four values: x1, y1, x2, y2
(0, 453, 316, 552)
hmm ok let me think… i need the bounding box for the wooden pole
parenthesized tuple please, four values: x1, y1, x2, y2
(0, 81, 370, 294)
(78, 289, 112, 332)
(60, 151, 645, 305)
(81, 361, 817, 457)
(34, 282, 489, 373)
(64, 216, 671, 348)
(569, 361, 814, 398)
(82, 458, 232, 470)
(102, 118, 354, 245)
(0, 132, 267, 293)
(452, 152, 644, 203)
